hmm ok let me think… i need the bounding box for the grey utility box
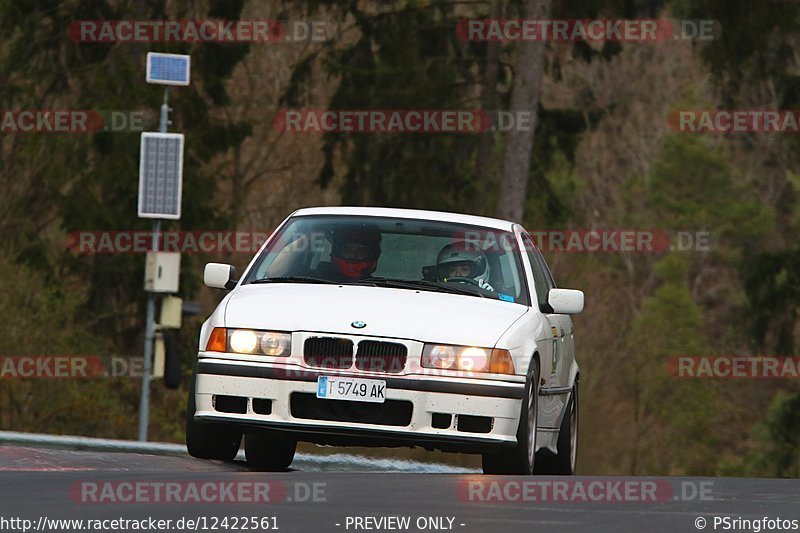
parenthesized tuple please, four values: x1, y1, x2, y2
(144, 252, 181, 293)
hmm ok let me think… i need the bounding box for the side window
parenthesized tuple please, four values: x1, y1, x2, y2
(521, 234, 553, 311)
(533, 247, 557, 289)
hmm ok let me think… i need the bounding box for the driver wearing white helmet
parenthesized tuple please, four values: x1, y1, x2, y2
(435, 242, 494, 291)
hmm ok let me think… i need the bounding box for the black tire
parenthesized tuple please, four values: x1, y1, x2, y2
(185, 370, 242, 461)
(535, 380, 579, 475)
(482, 358, 540, 475)
(244, 429, 297, 471)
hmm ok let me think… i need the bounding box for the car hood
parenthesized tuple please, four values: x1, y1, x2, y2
(223, 283, 528, 347)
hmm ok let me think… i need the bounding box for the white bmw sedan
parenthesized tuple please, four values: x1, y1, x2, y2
(186, 207, 583, 474)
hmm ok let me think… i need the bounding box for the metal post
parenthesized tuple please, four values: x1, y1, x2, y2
(137, 88, 170, 442)
(159, 88, 170, 133)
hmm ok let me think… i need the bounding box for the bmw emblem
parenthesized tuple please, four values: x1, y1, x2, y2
(351, 321, 367, 329)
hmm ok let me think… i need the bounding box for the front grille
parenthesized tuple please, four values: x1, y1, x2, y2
(355, 341, 407, 373)
(290, 393, 412, 426)
(304, 337, 353, 369)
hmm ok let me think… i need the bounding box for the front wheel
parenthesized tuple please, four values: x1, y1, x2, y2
(185, 371, 242, 461)
(482, 358, 540, 474)
(244, 429, 297, 471)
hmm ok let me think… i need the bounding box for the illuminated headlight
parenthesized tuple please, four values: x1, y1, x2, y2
(421, 344, 515, 374)
(206, 328, 291, 356)
(229, 330, 259, 354)
(458, 347, 490, 371)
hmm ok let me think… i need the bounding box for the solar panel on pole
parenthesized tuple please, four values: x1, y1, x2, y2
(139, 52, 190, 442)
(146, 52, 191, 86)
(138, 132, 184, 220)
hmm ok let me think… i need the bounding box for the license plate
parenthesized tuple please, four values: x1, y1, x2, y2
(316, 376, 386, 403)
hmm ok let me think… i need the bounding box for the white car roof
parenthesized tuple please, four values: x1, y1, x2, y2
(290, 206, 517, 232)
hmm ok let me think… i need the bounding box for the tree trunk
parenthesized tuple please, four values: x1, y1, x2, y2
(496, 0, 552, 223)
(473, 0, 501, 214)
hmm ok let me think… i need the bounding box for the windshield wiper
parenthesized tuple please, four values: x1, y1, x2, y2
(250, 276, 483, 297)
(360, 277, 485, 298)
(249, 276, 339, 285)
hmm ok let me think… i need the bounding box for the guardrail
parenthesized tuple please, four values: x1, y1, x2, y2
(0, 430, 479, 473)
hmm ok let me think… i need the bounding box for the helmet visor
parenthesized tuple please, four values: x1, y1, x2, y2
(438, 260, 478, 280)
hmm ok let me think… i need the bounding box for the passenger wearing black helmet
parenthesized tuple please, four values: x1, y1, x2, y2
(316, 226, 382, 281)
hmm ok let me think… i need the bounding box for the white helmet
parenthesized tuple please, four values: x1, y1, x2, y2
(436, 242, 491, 287)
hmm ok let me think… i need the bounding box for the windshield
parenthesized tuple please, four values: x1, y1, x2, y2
(243, 215, 530, 305)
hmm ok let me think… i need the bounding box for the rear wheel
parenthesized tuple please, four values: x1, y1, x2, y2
(185, 370, 242, 461)
(535, 380, 578, 475)
(482, 358, 540, 474)
(244, 429, 297, 471)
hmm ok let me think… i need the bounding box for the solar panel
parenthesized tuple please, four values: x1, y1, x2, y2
(146, 52, 191, 86)
(138, 132, 184, 219)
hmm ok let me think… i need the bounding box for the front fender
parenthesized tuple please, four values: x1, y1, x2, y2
(197, 293, 232, 351)
(494, 307, 547, 378)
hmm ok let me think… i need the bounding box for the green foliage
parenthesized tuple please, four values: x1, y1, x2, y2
(624, 254, 719, 474)
(0, 0, 249, 437)
(1, 0, 798, 478)
(665, 0, 800, 479)
(525, 108, 603, 227)
(613, 132, 773, 474)
(0, 0, 247, 347)
(637, 134, 773, 248)
(281, 1, 611, 219)
(670, 0, 800, 104)
(284, 1, 484, 210)
(741, 390, 800, 478)
(0, 248, 136, 436)
(743, 252, 800, 354)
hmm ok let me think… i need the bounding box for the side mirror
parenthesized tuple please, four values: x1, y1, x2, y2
(204, 263, 237, 290)
(548, 288, 584, 314)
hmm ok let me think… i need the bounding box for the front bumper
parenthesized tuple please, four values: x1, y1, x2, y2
(193, 357, 525, 452)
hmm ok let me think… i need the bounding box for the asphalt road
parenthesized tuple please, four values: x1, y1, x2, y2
(0, 444, 798, 533)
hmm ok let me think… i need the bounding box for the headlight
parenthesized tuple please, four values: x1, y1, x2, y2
(260, 331, 291, 356)
(422, 345, 457, 369)
(230, 330, 258, 353)
(205, 328, 291, 357)
(459, 347, 490, 371)
(421, 344, 515, 374)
